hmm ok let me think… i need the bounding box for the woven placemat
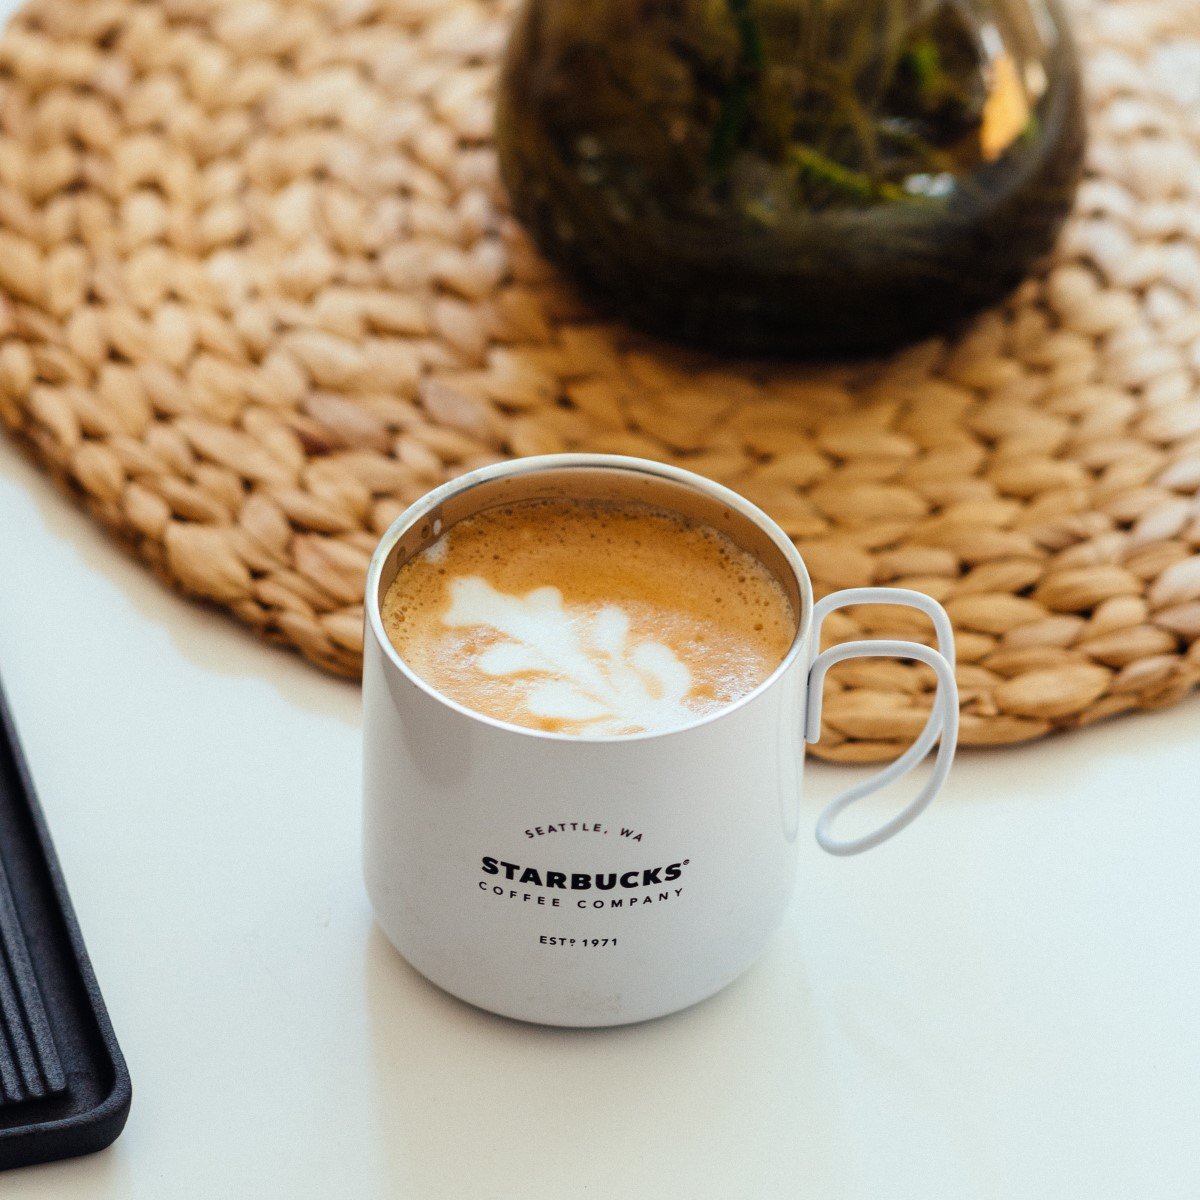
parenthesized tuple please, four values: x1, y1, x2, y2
(0, 0, 1197, 760)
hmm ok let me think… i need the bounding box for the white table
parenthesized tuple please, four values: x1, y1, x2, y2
(2, 432, 1199, 1199)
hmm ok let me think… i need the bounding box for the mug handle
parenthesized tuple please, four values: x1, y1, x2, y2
(805, 588, 959, 856)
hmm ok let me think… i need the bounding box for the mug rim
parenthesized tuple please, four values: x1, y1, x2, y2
(364, 453, 816, 744)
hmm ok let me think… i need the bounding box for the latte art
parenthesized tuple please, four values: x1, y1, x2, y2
(381, 497, 796, 736)
(444, 577, 693, 734)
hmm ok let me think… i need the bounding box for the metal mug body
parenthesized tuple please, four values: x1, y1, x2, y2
(362, 454, 815, 1026)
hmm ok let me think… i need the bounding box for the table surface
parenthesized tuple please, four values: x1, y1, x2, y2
(2, 427, 1199, 1198)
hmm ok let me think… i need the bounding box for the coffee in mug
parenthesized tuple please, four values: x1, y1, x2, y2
(379, 496, 796, 736)
(362, 455, 959, 1026)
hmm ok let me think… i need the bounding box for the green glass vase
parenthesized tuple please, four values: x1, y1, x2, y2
(495, 0, 1086, 356)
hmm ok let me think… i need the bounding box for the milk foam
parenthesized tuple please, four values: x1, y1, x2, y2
(443, 576, 693, 734)
(380, 496, 796, 737)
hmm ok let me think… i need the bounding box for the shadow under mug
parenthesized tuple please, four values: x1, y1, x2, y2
(363, 454, 958, 1026)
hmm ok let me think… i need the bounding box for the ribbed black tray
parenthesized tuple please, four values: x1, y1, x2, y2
(0, 677, 130, 1170)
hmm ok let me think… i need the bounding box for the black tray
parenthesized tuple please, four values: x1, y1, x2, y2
(0, 677, 130, 1170)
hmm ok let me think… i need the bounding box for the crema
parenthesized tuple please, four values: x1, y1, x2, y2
(381, 497, 796, 736)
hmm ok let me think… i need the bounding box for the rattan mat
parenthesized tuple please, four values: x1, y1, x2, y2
(0, 0, 1198, 760)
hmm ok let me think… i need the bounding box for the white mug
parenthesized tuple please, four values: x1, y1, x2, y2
(363, 454, 958, 1026)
